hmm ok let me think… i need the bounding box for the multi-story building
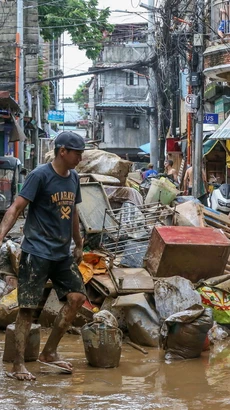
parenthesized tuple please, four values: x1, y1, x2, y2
(204, 1, 230, 122)
(90, 23, 150, 160)
(0, 1, 63, 168)
(0, 0, 39, 166)
(203, 0, 230, 182)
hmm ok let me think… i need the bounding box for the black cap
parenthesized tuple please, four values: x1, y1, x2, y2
(54, 131, 85, 151)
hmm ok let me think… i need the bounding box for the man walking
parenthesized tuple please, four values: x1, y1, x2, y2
(0, 131, 87, 381)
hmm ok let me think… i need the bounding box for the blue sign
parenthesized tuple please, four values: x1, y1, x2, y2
(48, 110, 64, 123)
(203, 113, 219, 125)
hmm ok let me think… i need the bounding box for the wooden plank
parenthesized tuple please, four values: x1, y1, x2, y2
(205, 217, 230, 233)
(203, 208, 230, 228)
(205, 219, 230, 239)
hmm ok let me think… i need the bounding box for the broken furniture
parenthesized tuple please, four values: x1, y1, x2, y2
(109, 267, 155, 294)
(77, 182, 117, 234)
(144, 226, 230, 282)
(79, 173, 120, 186)
(100, 201, 175, 267)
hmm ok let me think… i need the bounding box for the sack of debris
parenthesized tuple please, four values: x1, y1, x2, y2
(154, 276, 202, 321)
(45, 149, 132, 186)
(113, 293, 160, 347)
(161, 305, 213, 360)
(6, 240, 21, 275)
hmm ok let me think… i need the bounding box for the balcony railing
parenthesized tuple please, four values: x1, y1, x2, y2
(211, 0, 230, 40)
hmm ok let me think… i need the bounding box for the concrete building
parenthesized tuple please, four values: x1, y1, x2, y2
(91, 23, 150, 160)
(0, 0, 39, 96)
(0, 1, 63, 169)
(0, 0, 39, 166)
(204, 0, 230, 123)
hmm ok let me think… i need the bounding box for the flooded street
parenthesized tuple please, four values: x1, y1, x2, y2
(0, 330, 230, 409)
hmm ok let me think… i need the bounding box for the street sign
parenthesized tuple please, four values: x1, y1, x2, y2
(48, 110, 64, 123)
(203, 113, 219, 125)
(185, 94, 196, 113)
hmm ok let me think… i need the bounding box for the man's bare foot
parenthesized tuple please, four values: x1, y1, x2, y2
(38, 353, 73, 372)
(6, 363, 36, 381)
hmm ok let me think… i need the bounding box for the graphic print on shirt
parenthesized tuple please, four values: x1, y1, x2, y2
(51, 191, 76, 220)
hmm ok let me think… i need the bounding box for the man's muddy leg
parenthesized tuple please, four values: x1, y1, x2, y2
(39, 292, 86, 371)
(9, 308, 36, 381)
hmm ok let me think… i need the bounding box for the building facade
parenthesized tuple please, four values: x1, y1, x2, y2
(90, 24, 150, 160)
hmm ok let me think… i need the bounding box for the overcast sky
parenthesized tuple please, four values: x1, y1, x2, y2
(61, 0, 145, 98)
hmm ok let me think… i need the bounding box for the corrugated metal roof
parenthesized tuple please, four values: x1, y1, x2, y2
(96, 102, 149, 108)
(209, 115, 230, 140)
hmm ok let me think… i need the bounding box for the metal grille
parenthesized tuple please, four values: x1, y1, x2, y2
(100, 202, 175, 264)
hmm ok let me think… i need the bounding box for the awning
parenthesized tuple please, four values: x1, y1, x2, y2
(209, 115, 230, 140)
(0, 91, 21, 113)
(203, 139, 219, 156)
(49, 128, 58, 138)
(9, 114, 26, 142)
(140, 138, 218, 157)
(139, 142, 150, 154)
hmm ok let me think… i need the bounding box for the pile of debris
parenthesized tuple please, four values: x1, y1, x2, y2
(1, 150, 230, 361)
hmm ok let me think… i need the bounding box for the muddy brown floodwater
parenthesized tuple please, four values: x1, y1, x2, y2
(0, 329, 230, 410)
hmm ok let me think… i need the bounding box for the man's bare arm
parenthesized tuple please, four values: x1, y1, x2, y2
(183, 170, 188, 191)
(173, 168, 178, 182)
(73, 206, 83, 264)
(73, 206, 82, 245)
(0, 196, 29, 243)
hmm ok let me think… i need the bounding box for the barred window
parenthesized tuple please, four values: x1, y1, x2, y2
(126, 72, 139, 86)
(125, 116, 140, 129)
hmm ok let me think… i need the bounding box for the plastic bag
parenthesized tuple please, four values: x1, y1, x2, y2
(208, 322, 228, 343)
(197, 285, 230, 324)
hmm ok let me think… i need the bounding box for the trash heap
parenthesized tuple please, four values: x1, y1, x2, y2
(1, 150, 230, 360)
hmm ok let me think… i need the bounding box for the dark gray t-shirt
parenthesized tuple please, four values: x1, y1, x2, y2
(19, 163, 82, 260)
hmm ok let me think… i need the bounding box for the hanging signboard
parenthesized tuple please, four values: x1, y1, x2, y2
(48, 110, 64, 123)
(203, 113, 219, 125)
(185, 94, 196, 113)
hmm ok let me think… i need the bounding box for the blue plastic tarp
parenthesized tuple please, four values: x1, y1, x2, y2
(139, 142, 150, 154)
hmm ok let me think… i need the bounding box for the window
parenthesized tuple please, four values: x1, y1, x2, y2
(126, 72, 139, 86)
(126, 116, 140, 129)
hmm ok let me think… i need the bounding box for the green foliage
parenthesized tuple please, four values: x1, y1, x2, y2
(62, 97, 73, 103)
(42, 84, 50, 112)
(73, 80, 88, 109)
(38, 0, 113, 59)
(38, 57, 50, 112)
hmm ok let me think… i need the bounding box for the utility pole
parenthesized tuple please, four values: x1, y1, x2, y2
(17, 0, 24, 165)
(140, 1, 159, 168)
(192, 0, 204, 198)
